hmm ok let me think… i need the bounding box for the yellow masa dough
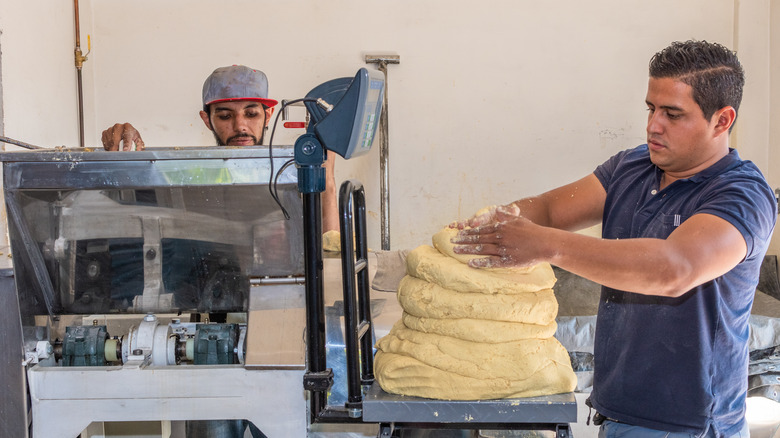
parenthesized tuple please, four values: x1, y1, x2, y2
(377, 322, 572, 380)
(322, 230, 341, 252)
(374, 225, 576, 401)
(431, 226, 491, 265)
(374, 350, 577, 400)
(398, 275, 558, 325)
(406, 245, 556, 294)
(401, 312, 557, 343)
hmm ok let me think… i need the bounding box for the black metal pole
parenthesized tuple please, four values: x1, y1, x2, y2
(77, 70, 85, 147)
(338, 180, 375, 417)
(302, 191, 327, 418)
(338, 181, 361, 413)
(353, 187, 374, 382)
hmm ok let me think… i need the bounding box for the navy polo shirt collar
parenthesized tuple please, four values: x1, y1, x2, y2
(666, 148, 742, 185)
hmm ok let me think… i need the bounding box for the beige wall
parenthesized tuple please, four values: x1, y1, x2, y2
(0, 1, 82, 146)
(0, 0, 776, 253)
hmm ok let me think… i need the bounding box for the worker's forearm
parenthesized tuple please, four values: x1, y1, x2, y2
(322, 182, 338, 232)
(508, 174, 605, 231)
(508, 196, 553, 226)
(459, 176, 742, 297)
(537, 226, 694, 297)
(321, 155, 338, 232)
(508, 196, 601, 232)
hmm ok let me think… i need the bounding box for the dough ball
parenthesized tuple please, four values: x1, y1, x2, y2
(406, 245, 556, 294)
(401, 312, 557, 343)
(374, 350, 577, 400)
(432, 227, 539, 276)
(432, 226, 488, 265)
(376, 322, 572, 381)
(398, 275, 558, 325)
(373, 226, 577, 401)
(322, 230, 341, 252)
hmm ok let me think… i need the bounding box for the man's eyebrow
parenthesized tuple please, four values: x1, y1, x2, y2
(646, 100, 684, 112)
(241, 102, 261, 110)
(213, 102, 261, 112)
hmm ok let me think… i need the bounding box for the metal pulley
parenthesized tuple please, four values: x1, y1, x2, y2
(122, 314, 177, 366)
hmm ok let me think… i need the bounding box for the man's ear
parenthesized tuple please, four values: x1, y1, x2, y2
(265, 107, 275, 127)
(712, 106, 736, 137)
(199, 110, 213, 130)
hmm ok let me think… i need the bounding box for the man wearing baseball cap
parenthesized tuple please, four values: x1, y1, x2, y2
(103, 65, 277, 148)
(102, 66, 338, 437)
(198, 65, 278, 147)
(101, 65, 338, 231)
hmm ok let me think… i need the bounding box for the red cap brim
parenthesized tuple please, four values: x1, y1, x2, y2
(206, 97, 279, 108)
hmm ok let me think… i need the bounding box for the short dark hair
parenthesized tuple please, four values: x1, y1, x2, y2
(649, 40, 744, 123)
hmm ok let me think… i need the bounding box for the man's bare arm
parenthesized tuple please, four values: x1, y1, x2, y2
(454, 211, 747, 298)
(453, 174, 606, 231)
(322, 153, 339, 232)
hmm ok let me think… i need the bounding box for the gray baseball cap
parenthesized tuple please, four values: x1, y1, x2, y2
(202, 65, 279, 108)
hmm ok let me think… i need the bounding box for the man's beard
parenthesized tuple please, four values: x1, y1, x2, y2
(213, 130, 264, 146)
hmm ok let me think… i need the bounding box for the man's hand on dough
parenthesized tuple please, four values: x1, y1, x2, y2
(449, 204, 521, 230)
(451, 215, 542, 269)
(101, 123, 145, 151)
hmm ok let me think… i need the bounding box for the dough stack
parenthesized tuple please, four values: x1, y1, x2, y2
(374, 227, 577, 400)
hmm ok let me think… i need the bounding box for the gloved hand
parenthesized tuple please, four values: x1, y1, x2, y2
(101, 123, 145, 151)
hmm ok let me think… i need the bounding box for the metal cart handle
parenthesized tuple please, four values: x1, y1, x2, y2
(338, 179, 375, 418)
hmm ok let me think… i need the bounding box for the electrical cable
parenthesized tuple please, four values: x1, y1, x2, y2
(273, 158, 296, 210)
(267, 97, 319, 219)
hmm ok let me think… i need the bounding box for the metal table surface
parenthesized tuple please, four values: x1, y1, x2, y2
(362, 382, 577, 424)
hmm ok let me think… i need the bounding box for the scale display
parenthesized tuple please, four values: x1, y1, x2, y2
(308, 68, 385, 160)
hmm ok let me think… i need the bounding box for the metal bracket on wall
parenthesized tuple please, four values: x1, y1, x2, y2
(365, 54, 399, 251)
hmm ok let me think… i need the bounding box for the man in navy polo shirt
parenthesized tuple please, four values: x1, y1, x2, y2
(452, 40, 776, 437)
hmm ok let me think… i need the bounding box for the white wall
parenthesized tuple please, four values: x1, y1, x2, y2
(0, 1, 82, 146)
(0, 0, 775, 252)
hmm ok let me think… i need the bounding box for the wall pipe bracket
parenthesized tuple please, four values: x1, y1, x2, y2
(365, 54, 399, 251)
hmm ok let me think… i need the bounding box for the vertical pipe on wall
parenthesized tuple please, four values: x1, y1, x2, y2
(378, 63, 391, 250)
(73, 0, 85, 147)
(365, 55, 399, 251)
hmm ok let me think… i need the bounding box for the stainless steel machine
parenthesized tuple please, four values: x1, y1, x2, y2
(0, 145, 320, 437)
(0, 69, 577, 438)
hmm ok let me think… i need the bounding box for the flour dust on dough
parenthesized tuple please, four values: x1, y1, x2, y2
(374, 224, 576, 401)
(431, 226, 491, 265)
(406, 245, 556, 294)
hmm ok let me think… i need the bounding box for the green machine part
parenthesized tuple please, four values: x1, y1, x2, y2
(193, 323, 239, 365)
(62, 325, 108, 366)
